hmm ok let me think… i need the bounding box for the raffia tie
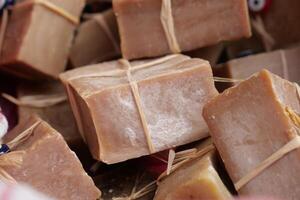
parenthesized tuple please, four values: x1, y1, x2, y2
(2, 93, 67, 108)
(160, 0, 181, 53)
(234, 107, 300, 190)
(34, 0, 79, 25)
(119, 59, 155, 154)
(0, 120, 41, 184)
(280, 50, 289, 80)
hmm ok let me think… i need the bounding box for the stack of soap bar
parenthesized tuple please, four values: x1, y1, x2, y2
(60, 54, 218, 164)
(70, 9, 120, 68)
(215, 47, 300, 91)
(17, 81, 82, 149)
(154, 150, 232, 200)
(113, 0, 251, 60)
(203, 70, 300, 198)
(2, 116, 101, 199)
(0, 0, 85, 79)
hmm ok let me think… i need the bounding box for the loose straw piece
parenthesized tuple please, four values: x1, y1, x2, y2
(0, 9, 9, 56)
(235, 107, 300, 190)
(166, 149, 175, 175)
(7, 120, 41, 150)
(2, 93, 67, 108)
(251, 15, 275, 51)
(213, 77, 243, 83)
(160, 0, 181, 53)
(280, 50, 289, 80)
(119, 59, 155, 154)
(34, 0, 79, 25)
(93, 15, 120, 54)
(0, 151, 25, 167)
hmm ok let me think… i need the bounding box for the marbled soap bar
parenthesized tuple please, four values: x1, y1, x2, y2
(113, 0, 251, 60)
(203, 70, 300, 199)
(70, 9, 120, 68)
(1, 116, 101, 199)
(0, 0, 85, 79)
(60, 54, 218, 164)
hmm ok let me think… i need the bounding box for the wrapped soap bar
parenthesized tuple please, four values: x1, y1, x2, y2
(113, 0, 251, 60)
(203, 70, 300, 198)
(60, 54, 218, 164)
(154, 149, 232, 200)
(1, 116, 101, 199)
(70, 9, 120, 68)
(12, 81, 82, 149)
(215, 46, 300, 91)
(0, 0, 85, 79)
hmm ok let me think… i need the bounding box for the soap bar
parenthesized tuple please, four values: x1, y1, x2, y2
(215, 47, 300, 91)
(203, 70, 300, 198)
(154, 150, 232, 200)
(70, 9, 120, 68)
(60, 54, 218, 164)
(1, 116, 101, 199)
(113, 0, 251, 60)
(17, 81, 82, 149)
(0, 0, 85, 79)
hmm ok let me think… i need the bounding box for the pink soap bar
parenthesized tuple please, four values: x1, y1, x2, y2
(203, 70, 300, 199)
(2, 116, 101, 199)
(113, 0, 251, 60)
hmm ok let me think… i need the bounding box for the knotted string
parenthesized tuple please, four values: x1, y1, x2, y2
(234, 106, 300, 190)
(160, 0, 180, 53)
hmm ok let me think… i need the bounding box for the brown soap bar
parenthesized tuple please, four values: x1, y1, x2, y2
(60, 54, 218, 164)
(215, 46, 300, 91)
(70, 9, 120, 68)
(0, 0, 85, 79)
(154, 150, 232, 200)
(17, 81, 82, 149)
(2, 116, 101, 199)
(203, 70, 300, 199)
(258, 0, 300, 49)
(113, 0, 251, 60)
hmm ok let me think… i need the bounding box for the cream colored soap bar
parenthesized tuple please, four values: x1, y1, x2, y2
(70, 9, 120, 68)
(113, 0, 251, 60)
(2, 116, 101, 200)
(60, 54, 218, 164)
(203, 70, 300, 199)
(0, 0, 85, 79)
(154, 150, 232, 200)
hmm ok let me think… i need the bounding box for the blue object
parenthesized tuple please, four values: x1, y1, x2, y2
(0, 144, 10, 155)
(0, 0, 15, 12)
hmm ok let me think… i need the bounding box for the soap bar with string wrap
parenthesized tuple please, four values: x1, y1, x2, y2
(154, 141, 233, 200)
(0, 0, 85, 79)
(214, 46, 300, 91)
(70, 9, 120, 68)
(203, 70, 300, 199)
(60, 54, 218, 164)
(0, 116, 101, 199)
(113, 0, 251, 60)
